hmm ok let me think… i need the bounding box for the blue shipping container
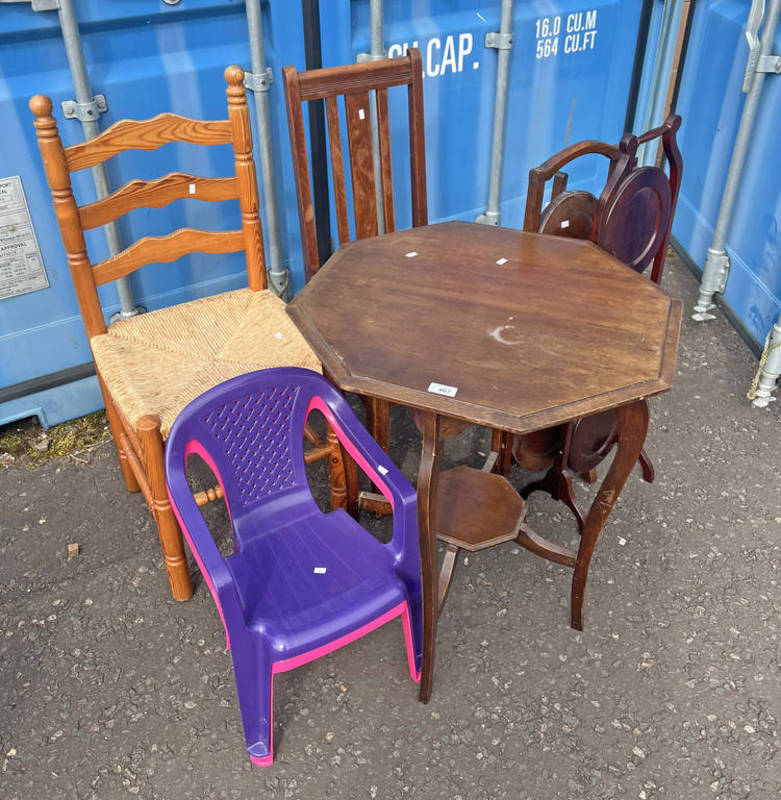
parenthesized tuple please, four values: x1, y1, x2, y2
(672, 0, 781, 346)
(0, 0, 647, 427)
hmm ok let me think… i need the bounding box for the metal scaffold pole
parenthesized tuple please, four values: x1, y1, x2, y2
(477, 0, 514, 226)
(692, 0, 781, 322)
(56, 0, 139, 319)
(244, 0, 290, 300)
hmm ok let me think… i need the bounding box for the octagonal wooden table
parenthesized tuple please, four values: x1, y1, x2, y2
(287, 221, 682, 702)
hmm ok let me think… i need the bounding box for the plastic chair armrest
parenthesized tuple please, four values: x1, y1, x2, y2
(166, 475, 243, 616)
(306, 395, 418, 558)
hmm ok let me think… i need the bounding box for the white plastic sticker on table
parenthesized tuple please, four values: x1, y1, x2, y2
(428, 382, 458, 397)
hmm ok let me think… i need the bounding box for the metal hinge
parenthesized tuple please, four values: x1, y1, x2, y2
(0, 0, 61, 9)
(742, 0, 781, 90)
(742, 0, 765, 91)
(757, 54, 781, 73)
(485, 32, 514, 50)
(61, 94, 107, 122)
(708, 249, 731, 293)
(476, 210, 501, 226)
(243, 67, 273, 93)
(356, 51, 389, 63)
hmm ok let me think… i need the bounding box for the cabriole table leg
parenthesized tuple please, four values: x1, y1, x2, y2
(571, 399, 650, 630)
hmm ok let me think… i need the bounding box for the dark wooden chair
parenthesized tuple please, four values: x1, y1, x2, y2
(513, 114, 682, 531)
(282, 49, 427, 476)
(30, 66, 347, 602)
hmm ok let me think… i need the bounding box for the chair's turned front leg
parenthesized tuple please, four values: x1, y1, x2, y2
(138, 415, 193, 602)
(416, 411, 442, 704)
(571, 400, 649, 630)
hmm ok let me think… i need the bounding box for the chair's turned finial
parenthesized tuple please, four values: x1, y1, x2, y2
(225, 65, 246, 101)
(29, 95, 58, 139)
(29, 94, 53, 119)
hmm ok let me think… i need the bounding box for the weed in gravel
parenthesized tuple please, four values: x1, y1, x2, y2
(0, 411, 110, 468)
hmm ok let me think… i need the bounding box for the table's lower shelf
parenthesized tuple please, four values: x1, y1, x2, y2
(433, 466, 527, 551)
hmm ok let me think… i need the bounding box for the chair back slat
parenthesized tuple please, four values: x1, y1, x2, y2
(283, 49, 427, 279)
(79, 174, 239, 230)
(325, 96, 351, 245)
(296, 57, 416, 100)
(65, 114, 233, 172)
(93, 228, 244, 285)
(407, 48, 428, 229)
(344, 91, 379, 239)
(551, 171, 569, 199)
(31, 66, 264, 341)
(376, 88, 396, 233)
(282, 64, 321, 277)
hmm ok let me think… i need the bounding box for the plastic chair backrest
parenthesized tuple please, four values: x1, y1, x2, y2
(165, 367, 420, 614)
(168, 372, 335, 528)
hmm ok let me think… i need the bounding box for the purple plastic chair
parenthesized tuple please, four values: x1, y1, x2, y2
(164, 367, 422, 765)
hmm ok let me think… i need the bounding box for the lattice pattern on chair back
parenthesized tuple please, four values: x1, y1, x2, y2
(201, 384, 301, 510)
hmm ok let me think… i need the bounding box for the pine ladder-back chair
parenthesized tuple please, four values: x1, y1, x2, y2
(513, 114, 682, 534)
(30, 67, 346, 602)
(282, 49, 427, 508)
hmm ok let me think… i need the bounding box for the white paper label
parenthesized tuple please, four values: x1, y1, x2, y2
(560, 219, 570, 229)
(405, 251, 418, 258)
(0, 176, 48, 300)
(377, 465, 389, 476)
(496, 257, 508, 265)
(189, 183, 196, 195)
(313, 566, 327, 574)
(358, 108, 366, 120)
(428, 382, 458, 397)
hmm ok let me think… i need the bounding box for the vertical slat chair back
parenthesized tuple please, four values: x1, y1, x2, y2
(30, 65, 265, 342)
(282, 49, 427, 279)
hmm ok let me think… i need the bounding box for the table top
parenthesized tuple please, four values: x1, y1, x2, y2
(287, 221, 682, 434)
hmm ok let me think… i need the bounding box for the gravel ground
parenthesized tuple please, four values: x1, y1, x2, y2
(1, 252, 779, 799)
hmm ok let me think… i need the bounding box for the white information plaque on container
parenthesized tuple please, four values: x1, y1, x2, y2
(0, 176, 49, 300)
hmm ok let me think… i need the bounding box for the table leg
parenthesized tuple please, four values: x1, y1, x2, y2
(638, 447, 655, 483)
(571, 399, 649, 630)
(437, 543, 460, 612)
(416, 411, 441, 704)
(490, 429, 513, 475)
